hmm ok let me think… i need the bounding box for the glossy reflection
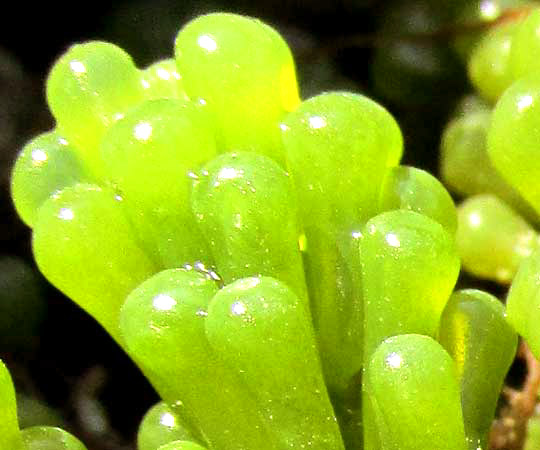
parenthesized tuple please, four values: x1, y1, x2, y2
(366, 334, 467, 450)
(11, 130, 88, 228)
(120, 268, 278, 450)
(206, 276, 344, 450)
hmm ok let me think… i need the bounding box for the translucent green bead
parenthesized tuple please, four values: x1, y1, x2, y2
(439, 290, 518, 450)
(175, 12, 300, 164)
(206, 277, 344, 450)
(157, 441, 208, 450)
(11, 131, 88, 228)
(440, 108, 538, 223)
(21, 426, 87, 450)
(138, 402, 197, 450)
(101, 98, 216, 268)
(487, 75, 540, 214)
(281, 91, 402, 394)
(510, 8, 540, 78)
(456, 194, 538, 283)
(140, 59, 189, 101)
(0, 360, 25, 450)
(506, 248, 540, 358)
(361, 210, 460, 358)
(468, 21, 519, 103)
(365, 334, 467, 450)
(32, 183, 157, 342)
(378, 165, 457, 235)
(46, 41, 145, 177)
(191, 152, 307, 302)
(120, 268, 278, 450)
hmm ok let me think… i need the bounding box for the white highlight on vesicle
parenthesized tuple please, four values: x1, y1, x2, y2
(134, 121, 153, 141)
(160, 412, 176, 428)
(58, 208, 74, 221)
(385, 233, 401, 248)
(231, 301, 247, 316)
(31, 149, 48, 165)
(385, 352, 403, 369)
(518, 94, 534, 113)
(152, 294, 177, 311)
(198, 35, 218, 52)
(70, 60, 86, 75)
(308, 115, 327, 129)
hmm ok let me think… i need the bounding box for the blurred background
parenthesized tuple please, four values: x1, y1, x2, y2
(0, 0, 485, 448)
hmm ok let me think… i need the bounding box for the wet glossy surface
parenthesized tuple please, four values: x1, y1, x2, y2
(120, 269, 279, 450)
(439, 290, 517, 450)
(191, 152, 307, 303)
(175, 12, 300, 164)
(206, 276, 344, 450)
(366, 334, 467, 450)
(32, 183, 157, 342)
(46, 41, 144, 177)
(11, 130, 88, 227)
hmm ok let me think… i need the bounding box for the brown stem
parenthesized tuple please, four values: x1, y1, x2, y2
(489, 341, 540, 449)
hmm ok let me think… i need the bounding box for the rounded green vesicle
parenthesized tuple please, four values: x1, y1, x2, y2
(206, 277, 344, 450)
(21, 426, 87, 450)
(140, 59, 189, 101)
(101, 98, 216, 268)
(46, 41, 144, 177)
(281, 91, 402, 394)
(157, 441, 208, 450)
(456, 194, 539, 283)
(120, 268, 278, 450)
(506, 248, 540, 358)
(361, 209, 460, 358)
(510, 8, 540, 78)
(175, 12, 300, 164)
(487, 75, 540, 215)
(438, 290, 518, 450)
(365, 334, 467, 450)
(32, 183, 157, 343)
(378, 165, 457, 235)
(0, 360, 25, 450)
(11, 130, 89, 228)
(440, 108, 538, 222)
(137, 402, 198, 450)
(468, 21, 519, 103)
(191, 152, 307, 302)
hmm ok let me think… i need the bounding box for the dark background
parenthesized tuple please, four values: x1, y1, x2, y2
(0, 1, 478, 448)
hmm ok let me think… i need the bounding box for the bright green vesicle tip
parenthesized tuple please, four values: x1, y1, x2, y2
(138, 401, 198, 450)
(11, 131, 89, 228)
(281, 91, 402, 394)
(487, 74, 540, 215)
(120, 268, 277, 450)
(32, 183, 157, 343)
(378, 165, 457, 235)
(509, 8, 540, 79)
(506, 247, 540, 358)
(282, 91, 403, 230)
(468, 21, 518, 103)
(456, 194, 538, 283)
(0, 360, 25, 450)
(157, 441, 208, 450)
(140, 59, 189, 101)
(206, 276, 344, 450)
(21, 426, 87, 450)
(175, 12, 299, 164)
(191, 152, 307, 302)
(366, 334, 467, 450)
(101, 98, 216, 268)
(361, 209, 460, 358)
(438, 289, 518, 450)
(440, 108, 538, 222)
(46, 41, 144, 177)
